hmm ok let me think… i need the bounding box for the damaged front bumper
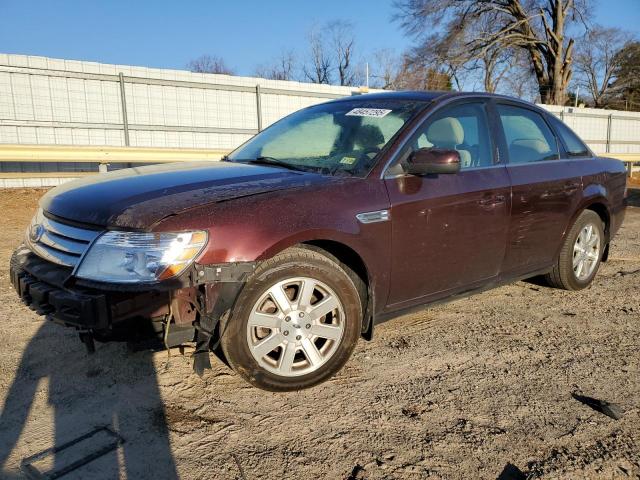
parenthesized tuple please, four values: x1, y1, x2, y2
(9, 245, 255, 360)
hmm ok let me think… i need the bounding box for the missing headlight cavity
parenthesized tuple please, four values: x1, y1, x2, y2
(20, 426, 124, 479)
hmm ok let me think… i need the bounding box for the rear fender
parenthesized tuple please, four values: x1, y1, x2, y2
(555, 188, 611, 262)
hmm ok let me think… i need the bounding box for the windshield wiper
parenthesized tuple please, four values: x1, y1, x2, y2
(245, 157, 308, 172)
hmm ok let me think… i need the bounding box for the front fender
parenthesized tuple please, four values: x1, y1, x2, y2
(153, 176, 392, 313)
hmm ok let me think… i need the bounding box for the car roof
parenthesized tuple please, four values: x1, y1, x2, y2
(329, 90, 539, 109)
(328, 90, 450, 103)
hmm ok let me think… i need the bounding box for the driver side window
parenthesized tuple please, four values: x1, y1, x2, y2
(411, 102, 494, 170)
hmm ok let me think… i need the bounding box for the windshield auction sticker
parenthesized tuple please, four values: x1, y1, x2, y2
(345, 108, 392, 118)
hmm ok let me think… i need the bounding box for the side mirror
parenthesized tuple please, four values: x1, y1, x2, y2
(404, 148, 461, 175)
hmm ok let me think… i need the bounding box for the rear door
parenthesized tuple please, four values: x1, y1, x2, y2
(495, 102, 583, 275)
(384, 99, 511, 307)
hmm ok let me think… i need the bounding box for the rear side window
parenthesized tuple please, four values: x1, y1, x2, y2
(497, 105, 560, 164)
(552, 118, 590, 157)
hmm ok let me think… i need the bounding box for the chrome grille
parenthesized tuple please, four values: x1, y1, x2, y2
(26, 210, 101, 268)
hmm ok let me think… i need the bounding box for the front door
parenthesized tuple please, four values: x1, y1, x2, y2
(384, 100, 511, 307)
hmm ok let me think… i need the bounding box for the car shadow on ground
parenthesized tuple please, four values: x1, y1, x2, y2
(626, 186, 640, 207)
(0, 321, 178, 479)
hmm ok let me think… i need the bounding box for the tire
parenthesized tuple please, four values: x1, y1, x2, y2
(544, 210, 605, 290)
(219, 246, 363, 391)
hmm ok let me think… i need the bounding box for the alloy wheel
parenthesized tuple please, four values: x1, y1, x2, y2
(573, 223, 601, 281)
(246, 276, 345, 377)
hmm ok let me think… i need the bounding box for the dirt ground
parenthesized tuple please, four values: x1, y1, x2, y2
(0, 188, 639, 480)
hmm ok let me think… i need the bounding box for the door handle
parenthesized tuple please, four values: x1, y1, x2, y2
(478, 194, 506, 208)
(564, 182, 580, 193)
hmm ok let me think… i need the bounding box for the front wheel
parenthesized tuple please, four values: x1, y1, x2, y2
(544, 210, 605, 290)
(219, 247, 363, 391)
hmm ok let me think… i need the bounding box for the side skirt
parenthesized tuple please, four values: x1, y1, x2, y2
(371, 266, 552, 329)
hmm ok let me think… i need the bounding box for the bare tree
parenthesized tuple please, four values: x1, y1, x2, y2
(395, 55, 452, 91)
(499, 53, 540, 101)
(187, 55, 234, 75)
(328, 21, 359, 86)
(471, 45, 538, 96)
(411, 32, 467, 90)
(302, 27, 332, 84)
(255, 51, 297, 81)
(609, 41, 640, 110)
(573, 26, 635, 107)
(302, 20, 362, 86)
(468, 14, 526, 94)
(407, 11, 528, 93)
(370, 49, 402, 89)
(369, 49, 452, 91)
(394, 0, 591, 104)
(476, 49, 514, 93)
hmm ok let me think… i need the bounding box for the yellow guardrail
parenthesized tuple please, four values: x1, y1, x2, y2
(0, 144, 637, 179)
(602, 153, 640, 176)
(0, 144, 228, 164)
(607, 153, 640, 162)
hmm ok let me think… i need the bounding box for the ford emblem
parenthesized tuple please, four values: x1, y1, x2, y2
(29, 224, 44, 243)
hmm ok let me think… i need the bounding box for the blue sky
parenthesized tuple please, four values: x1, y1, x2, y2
(1, 0, 638, 75)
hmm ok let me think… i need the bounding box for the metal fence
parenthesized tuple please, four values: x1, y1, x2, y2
(0, 53, 377, 176)
(540, 105, 640, 155)
(0, 54, 638, 187)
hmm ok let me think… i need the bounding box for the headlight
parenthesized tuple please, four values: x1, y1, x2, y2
(76, 230, 207, 283)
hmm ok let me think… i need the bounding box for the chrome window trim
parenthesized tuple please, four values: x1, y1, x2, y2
(382, 155, 588, 180)
(383, 164, 506, 180)
(502, 157, 586, 168)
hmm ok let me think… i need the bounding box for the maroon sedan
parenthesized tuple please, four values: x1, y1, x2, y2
(10, 92, 627, 391)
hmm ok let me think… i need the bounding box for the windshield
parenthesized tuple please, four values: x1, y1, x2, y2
(227, 99, 427, 177)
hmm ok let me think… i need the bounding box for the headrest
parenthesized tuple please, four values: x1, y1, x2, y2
(354, 124, 385, 148)
(511, 138, 549, 154)
(426, 117, 464, 146)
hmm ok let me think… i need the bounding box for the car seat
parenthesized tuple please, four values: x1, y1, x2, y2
(509, 138, 551, 163)
(354, 124, 385, 153)
(425, 117, 472, 168)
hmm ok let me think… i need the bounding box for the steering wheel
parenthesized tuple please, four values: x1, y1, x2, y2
(361, 146, 381, 156)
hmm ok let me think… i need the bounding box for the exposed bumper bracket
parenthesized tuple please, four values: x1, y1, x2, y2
(193, 262, 256, 284)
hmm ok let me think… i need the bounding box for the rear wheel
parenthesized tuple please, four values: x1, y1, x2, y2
(544, 210, 604, 290)
(219, 247, 363, 391)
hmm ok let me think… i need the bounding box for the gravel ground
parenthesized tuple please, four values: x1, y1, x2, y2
(0, 187, 639, 480)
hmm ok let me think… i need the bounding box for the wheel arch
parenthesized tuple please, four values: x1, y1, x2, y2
(258, 236, 375, 340)
(559, 198, 612, 263)
(301, 240, 370, 290)
(584, 201, 611, 262)
(580, 183, 611, 236)
(584, 202, 610, 236)
(299, 240, 374, 340)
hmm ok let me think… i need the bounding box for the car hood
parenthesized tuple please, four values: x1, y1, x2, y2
(40, 161, 325, 229)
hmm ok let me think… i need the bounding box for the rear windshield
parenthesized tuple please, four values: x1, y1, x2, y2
(227, 100, 427, 177)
